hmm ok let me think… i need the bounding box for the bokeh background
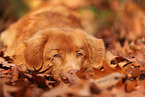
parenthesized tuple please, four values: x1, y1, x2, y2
(0, 0, 145, 51)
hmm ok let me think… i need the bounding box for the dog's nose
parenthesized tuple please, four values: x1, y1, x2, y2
(68, 69, 79, 74)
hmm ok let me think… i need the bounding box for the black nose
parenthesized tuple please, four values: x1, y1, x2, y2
(68, 69, 79, 74)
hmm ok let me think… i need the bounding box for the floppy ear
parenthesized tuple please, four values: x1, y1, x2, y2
(86, 35, 105, 68)
(24, 33, 48, 70)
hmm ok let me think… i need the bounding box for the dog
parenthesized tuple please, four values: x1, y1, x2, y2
(0, 5, 104, 78)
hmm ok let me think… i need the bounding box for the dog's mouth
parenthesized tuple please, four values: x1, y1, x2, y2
(67, 69, 79, 74)
(28, 60, 91, 82)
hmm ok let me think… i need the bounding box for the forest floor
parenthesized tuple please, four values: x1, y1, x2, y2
(0, 0, 145, 97)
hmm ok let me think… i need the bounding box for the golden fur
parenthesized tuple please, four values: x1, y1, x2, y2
(1, 5, 104, 77)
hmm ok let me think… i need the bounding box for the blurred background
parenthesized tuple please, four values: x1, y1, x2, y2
(0, 0, 145, 51)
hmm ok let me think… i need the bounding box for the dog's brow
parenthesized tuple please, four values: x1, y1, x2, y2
(50, 49, 59, 51)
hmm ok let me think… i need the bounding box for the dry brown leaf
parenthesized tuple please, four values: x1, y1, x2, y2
(92, 72, 124, 89)
(41, 80, 91, 97)
(0, 79, 19, 97)
(105, 51, 117, 68)
(93, 61, 124, 80)
(125, 80, 137, 92)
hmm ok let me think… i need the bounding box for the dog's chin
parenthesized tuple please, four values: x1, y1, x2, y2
(51, 70, 78, 81)
(49, 70, 64, 80)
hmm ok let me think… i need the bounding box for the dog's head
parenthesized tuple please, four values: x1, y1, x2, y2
(24, 28, 104, 77)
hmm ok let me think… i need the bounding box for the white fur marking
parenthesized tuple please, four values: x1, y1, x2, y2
(72, 63, 76, 69)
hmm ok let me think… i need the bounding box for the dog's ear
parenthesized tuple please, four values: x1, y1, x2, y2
(24, 33, 48, 70)
(86, 35, 105, 68)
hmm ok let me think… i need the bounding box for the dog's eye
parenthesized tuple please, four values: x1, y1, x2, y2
(53, 54, 60, 58)
(77, 53, 83, 57)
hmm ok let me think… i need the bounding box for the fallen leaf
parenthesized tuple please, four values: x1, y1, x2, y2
(91, 72, 124, 89)
(125, 80, 137, 92)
